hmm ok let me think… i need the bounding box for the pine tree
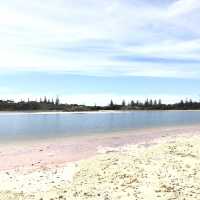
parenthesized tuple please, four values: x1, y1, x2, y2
(44, 96, 47, 103)
(131, 100, 135, 107)
(110, 100, 114, 108)
(122, 100, 126, 107)
(145, 98, 149, 107)
(180, 100, 184, 105)
(149, 99, 153, 106)
(55, 96, 60, 105)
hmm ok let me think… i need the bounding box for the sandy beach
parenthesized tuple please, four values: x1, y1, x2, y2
(1, 125, 200, 199)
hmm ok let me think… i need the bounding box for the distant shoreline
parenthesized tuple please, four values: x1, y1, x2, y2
(0, 109, 200, 115)
(1, 98, 200, 112)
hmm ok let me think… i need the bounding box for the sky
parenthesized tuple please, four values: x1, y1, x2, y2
(0, 0, 200, 105)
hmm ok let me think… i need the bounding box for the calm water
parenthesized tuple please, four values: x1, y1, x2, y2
(0, 111, 200, 142)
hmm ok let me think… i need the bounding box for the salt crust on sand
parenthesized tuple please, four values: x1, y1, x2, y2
(1, 135, 200, 199)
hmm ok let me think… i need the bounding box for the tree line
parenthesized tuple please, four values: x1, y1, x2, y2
(107, 98, 200, 110)
(0, 96, 98, 111)
(0, 97, 200, 111)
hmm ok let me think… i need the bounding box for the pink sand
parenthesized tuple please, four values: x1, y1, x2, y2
(0, 124, 200, 171)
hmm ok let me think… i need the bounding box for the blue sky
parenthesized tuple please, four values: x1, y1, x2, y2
(1, 72, 200, 105)
(0, 0, 200, 105)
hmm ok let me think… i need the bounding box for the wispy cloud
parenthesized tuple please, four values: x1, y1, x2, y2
(0, 0, 200, 78)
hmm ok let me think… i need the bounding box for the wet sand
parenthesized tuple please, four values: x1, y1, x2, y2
(1, 124, 200, 199)
(0, 124, 199, 171)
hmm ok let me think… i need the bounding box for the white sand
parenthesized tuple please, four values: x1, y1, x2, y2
(1, 134, 200, 199)
(0, 163, 78, 200)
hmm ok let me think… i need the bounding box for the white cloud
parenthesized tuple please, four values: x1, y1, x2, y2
(0, 0, 200, 78)
(168, 0, 200, 17)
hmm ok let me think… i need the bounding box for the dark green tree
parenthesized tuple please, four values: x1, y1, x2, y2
(55, 96, 60, 105)
(149, 99, 153, 106)
(122, 100, 126, 107)
(131, 100, 135, 107)
(110, 100, 114, 107)
(145, 98, 149, 107)
(44, 96, 47, 103)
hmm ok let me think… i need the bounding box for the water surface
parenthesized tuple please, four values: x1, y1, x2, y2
(0, 111, 200, 142)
